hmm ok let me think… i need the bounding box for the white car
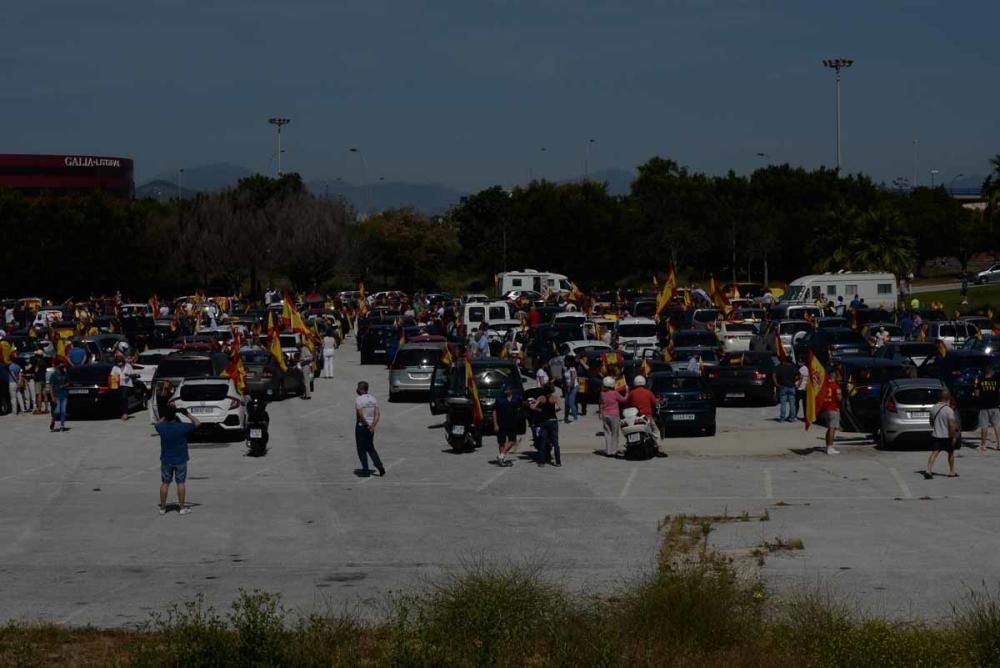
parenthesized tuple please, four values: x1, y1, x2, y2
(462, 293, 489, 304)
(132, 348, 176, 386)
(557, 340, 615, 360)
(553, 312, 587, 326)
(976, 264, 1000, 285)
(615, 317, 658, 349)
(171, 377, 246, 436)
(718, 321, 757, 353)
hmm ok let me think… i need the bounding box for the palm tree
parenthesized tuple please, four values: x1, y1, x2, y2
(983, 154, 1000, 246)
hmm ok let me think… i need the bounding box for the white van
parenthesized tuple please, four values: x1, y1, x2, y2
(498, 269, 572, 297)
(615, 317, 658, 349)
(464, 301, 512, 328)
(782, 272, 898, 310)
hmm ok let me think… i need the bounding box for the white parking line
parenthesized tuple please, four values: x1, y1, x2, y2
(619, 468, 639, 498)
(360, 457, 405, 483)
(889, 467, 914, 499)
(764, 468, 774, 499)
(476, 468, 510, 492)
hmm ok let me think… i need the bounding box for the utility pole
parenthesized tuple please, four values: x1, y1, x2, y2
(176, 168, 184, 199)
(268, 117, 290, 176)
(584, 138, 595, 180)
(822, 58, 853, 170)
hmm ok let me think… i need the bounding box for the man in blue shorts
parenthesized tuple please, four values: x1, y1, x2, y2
(156, 404, 201, 515)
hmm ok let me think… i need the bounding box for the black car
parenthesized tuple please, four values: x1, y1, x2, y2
(919, 350, 997, 426)
(243, 349, 306, 399)
(834, 356, 909, 434)
(873, 341, 938, 370)
(793, 327, 870, 364)
(65, 364, 146, 419)
(359, 324, 397, 365)
(672, 329, 719, 350)
(707, 352, 779, 405)
(429, 358, 526, 451)
(150, 350, 230, 420)
(649, 371, 716, 436)
(524, 323, 584, 371)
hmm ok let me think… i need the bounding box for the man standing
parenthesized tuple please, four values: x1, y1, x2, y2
(354, 381, 385, 477)
(926, 388, 959, 478)
(562, 355, 578, 423)
(8, 359, 25, 415)
(156, 405, 201, 515)
(961, 272, 969, 306)
(48, 361, 70, 432)
(773, 356, 799, 423)
(977, 366, 1000, 452)
(627, 375, 660, 438)
(820, 370, 843, 455)
(110, 357, 136, 421)
(492, 383, 521, 466)
(29, 351, 48, 415)
(299, 345, 314, 400)
(795, 358, 809, 420)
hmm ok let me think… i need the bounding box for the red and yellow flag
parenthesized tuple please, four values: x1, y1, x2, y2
(708, 274, 731, 313)
(266, 312, 287, 372)
(149, 294, 160, 316)
(775, 331, 789, 363)
(804, 352, 826, 431)
(221, 331, 248, 395)
(464, 352, 484, 426)
(0, 340, 14, 364)
(655, 266, 677, 319)
(357, 282, 369, 318)
(936, 339, 948, 358)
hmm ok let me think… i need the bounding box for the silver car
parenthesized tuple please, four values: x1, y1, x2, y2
(878, 378, 946, 448)
(388, 342, 446, 400)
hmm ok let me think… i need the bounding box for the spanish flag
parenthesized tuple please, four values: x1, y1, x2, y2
(936, 339, 948, 358)
(708, 274, 731, 313)
(221, 334, 248, 395)
(662, 342, 674, 363)
(149, 294, 159, 317)
(0, 340, 13, 364)
(357, 282, 369, 318)
(655, 266, 677, 319)
(464, 352, 484, 426)
(640, 358, 653, 377)
(440, 347, 454, 367)
(775, 331, 789, 363)
(266, 312, 287, 372)
(804, 352, 826, 431)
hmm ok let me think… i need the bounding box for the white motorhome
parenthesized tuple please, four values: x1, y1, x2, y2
(782, 272, 898, 310)
(464, 301, 512, 328)
(498, 269, 572, 297)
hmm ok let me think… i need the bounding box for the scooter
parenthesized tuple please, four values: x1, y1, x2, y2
(620, 407, 660, 460)
(246, 394, 270, 457)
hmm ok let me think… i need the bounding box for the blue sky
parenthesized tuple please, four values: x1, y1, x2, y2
(2, 0, 997, 190)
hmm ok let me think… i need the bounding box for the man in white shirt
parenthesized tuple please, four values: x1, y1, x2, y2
(110, 358, 136, 421)
(536, 366, 550, 388)
(354, 381, 385, 477)
(795, 360, 809, 421)
(925, 388, 959, 479)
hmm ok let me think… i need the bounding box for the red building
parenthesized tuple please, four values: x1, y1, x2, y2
(0, 153, 134, 198)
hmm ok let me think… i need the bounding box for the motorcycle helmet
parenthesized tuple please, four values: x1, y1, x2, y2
(634, 375, 646, 387)
(602, 376, 615, 389)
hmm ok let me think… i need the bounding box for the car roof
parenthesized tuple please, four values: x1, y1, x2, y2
(836, 356, 904, 369)
(137, 348, 177, 355)
(887, 378, 944, 390)
(178, 377, 233, 385)
(649, 370, 702, 378)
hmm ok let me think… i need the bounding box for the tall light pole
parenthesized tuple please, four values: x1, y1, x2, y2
(929, 169, 940, 187)
(176, 168, 184, 199)
(821, 58, 853, 170)
(349, 147, 373, 213)
(268, 117, 290, 176)
(584, 138, 595, 180)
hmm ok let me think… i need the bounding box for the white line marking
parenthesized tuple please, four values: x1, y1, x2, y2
(889, 467, 913, 499)
(0, 462, 58, 481)
(476, 468, 510, 492)
(619, 468, 639, 499)
(360, 457, 405, 483)
(764, 468, 774, 499)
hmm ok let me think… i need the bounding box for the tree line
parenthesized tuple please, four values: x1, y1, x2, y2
(0, 155, 996, 298)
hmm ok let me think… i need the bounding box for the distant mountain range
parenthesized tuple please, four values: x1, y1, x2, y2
(135, 163, 638, 213)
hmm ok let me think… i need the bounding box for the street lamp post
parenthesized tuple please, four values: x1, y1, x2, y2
(948, 173, 965, 193)
(584, 138, 595, 180)
(349, 147, 373, 213)
(929, 169, 940, 187)
(176, 168, 184, 199)
(268, 117, 290, 176)
(821, 58, 853, 170)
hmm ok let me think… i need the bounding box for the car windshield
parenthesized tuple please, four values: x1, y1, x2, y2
(784, 285, 805, 300)
(467, 306, 486, 322)
(894, 388, 941, 406)
(937, 325, 957, 337)
(396, 348, 438, 367)
(243, 351, 274, 365)
(897, 343, 936, 357)
(779, 322, 812, 335)
(673, 350, 718, 362)
(156, 358, 214, 379)
(279, 335, 298, 348)
(651, 376, 705, 392)
(723, 323, 756, 333)
(693, 310, 719, 323)
(180, 383, 230, 401)
(487, 306, 508, 320)
(618, 324, 657, 337)
(137, 353, 166, 365)
(632, 302, 656, 318)
(67, 366, 110, 385)
(827, 331, 866, 344)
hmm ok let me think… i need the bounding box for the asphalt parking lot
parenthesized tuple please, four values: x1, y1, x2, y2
(3, 343, 1000, 625)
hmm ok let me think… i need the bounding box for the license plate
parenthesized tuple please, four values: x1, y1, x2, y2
(909, 411, 930, 419)
(249, 428, 263, 438)
(69, 388, 90, 395)
(375, 349, 386, 354)
(626, 433, 642, 443)
(189, 406, 213, 414)
(725, 392, 745, 398)
(451, 425, 465, 435)
(409, 373, 430, 380)
(673, 413, 696, 421)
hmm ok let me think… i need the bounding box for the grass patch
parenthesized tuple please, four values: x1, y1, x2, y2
(913, 284, 1000, 316)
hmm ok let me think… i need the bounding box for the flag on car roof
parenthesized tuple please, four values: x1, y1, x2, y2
(221, 333, 248, 395)
(804, 352, 826, 431)
(775, 331, 789, 363)
(464, 352, 484, 426)
(655, 267, 677, 319)
(708, 274, 731, 313)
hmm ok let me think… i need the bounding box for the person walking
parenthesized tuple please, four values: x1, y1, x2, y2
(820, 370, 843, 455)
(925, 388, 959, 479)
(354, 381, 385, 477)
(977, 366, 1000, 452)
(599, 376, 627, 456)
(9, 359, 27, 415)
(48, 361, 70, 432)
(795, 358, 809, 420)
(110, 357, 136, 420)
(321, 333, 337, 379)
(28, 351, 48, 415)
(961, 273, 969, 306)
(156, 405, 201, 514)
(533, 384, 561, 467)
(299, 345, 314, 399)
(773, 357, 799, 423)
(492, 383, 521, 466)
(563, 355, 578, 423)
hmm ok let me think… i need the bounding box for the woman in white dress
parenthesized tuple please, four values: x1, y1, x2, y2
(321, 334, 337, 378)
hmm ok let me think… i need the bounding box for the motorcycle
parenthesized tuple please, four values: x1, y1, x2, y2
(246, 394, 270, 457)
(620, 407, 661, 460)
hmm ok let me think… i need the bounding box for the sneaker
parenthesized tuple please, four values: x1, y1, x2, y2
(827, 448, 840, 455)
(377, 466, 386, 477)
(179, 507, 192, 515)
(158, 506, 166, 515)
(502, 460, 514, 467)
(49, 421, 55, 431)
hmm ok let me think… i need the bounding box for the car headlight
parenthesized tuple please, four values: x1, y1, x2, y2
(481, 397, 496, 407)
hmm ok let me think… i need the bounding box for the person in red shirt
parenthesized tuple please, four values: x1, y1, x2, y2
(627, 375, 660, 438)
(820, 370, 843, 455)
(528, 305, 541, 328)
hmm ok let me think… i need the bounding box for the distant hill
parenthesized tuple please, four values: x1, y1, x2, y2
(561, 167, 635, 196)
(149, 162, 256, 193)
(307, 179, 465, 215)
(134, 179, 198, 200)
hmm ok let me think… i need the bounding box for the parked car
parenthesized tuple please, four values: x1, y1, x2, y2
(615, 317, 658, 349)
(834, 357, 909, 434)
(243, 349, 305, 399)
(668, 347, 719, 373)
(149, 350, 229, 423)
(672, 329, 719, 350)
(430, 358, 526, 450)
(815, 317, 849, 330)
(649, 371, 716, 436)
(975, 263, 1000, 284)
(919, 350, 996, 425)
(171, 377, 246, 438)
(65, 363, 146, 419)
(873, 342, 938, 370)
(924, 321, 978, 350)
(717, 321, 756, 353)
(706, 352, 779, 405)
(877, 378, 947, 448)
(685, 308, 721, 330)
(359, 324, 396, 365)
(792, 328, 871, 364)
(750, 319, 811, 354)
(132, 348, 176, 387)
(389, 340, 449, 399)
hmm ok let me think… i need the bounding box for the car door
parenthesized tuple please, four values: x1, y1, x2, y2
(428, 362, 450, 415)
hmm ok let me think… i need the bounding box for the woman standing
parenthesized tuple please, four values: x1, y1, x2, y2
(599, 376, 627, 456)
(562, 355, 578, 423)
(321, 333, 337, 379)
(533, 385, 561, 467)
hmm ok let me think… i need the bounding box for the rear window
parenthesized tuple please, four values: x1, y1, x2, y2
(137, 353, 166, 365)
(487, 306, 508, 321)
(633, 302, 657, 318)
(618, 324, 657, 337)
(723, 323, 755, 333)
(243, 351, 274, 364)
(467, 307, 486, 322)
(827, 331, 866, 344)
(156, 358, 214, 379)
(396, 348, 438, 366)
(898, 343, 936, 356)
(180, 383, 230, 401)
(722, 353, 774, 368)
(693, 310, 720, 323)
(67, 366, 110, 385)
(279, 335, 298, 348)
(675, 331, 717, 346)
(817, 319, 848, 329)
(937, 325, 956, 338)
(573, 346, 613, 359)
(673, 350, 718, 363)
(894, 388, 941, 405)
(651, 376, 706, 392)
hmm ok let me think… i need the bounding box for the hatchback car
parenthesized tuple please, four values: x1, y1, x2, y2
(750, 319, 812, 354)
(389, 342, 448, 399)
(877, 378, 947, 448)
(171, 377, 246, 438)
(149, 350, 229, 423)
(65, 363, 146, 419)
(649, 371, 716, 436)
(717, 321, 756, 353)
(243, 349, 305, 399)
(132, 348, 176, 387)
(976, 263, 1000, 284)
(707, 351, 779, 405)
